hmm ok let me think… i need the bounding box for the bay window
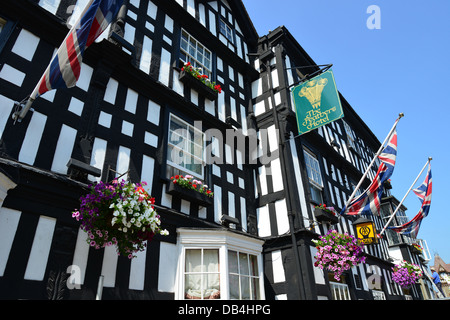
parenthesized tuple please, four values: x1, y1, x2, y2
(176, 228, 265, 300)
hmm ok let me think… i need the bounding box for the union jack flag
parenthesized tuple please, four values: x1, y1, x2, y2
(33, 0, 123, 99)
(340, 130, 397, 216)
(388, 164, 432, 237)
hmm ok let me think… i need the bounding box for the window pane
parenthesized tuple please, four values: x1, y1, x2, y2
(228, 250, 238, 273)
(185, 274, 202, 298)
(251, 277, 260, 299)
(229, 274, 240, 299)
(204, 249, 219, 272)
(181, 38, 188, 51)
(250, 255, 258, 276)
(240, 276, 250, 299)
(185, 249, 202, 272)
(204, 58, 211, 70)
(239, 253, 249, 275)
(203, 274, 220, 299)
(189, 44, 196, 56)
(185, 162, 202, 176)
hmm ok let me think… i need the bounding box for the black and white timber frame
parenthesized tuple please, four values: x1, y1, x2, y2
(0, 0, 433, 300)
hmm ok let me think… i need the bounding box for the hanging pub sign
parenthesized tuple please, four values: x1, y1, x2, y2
(291, 69, 344, 135)
(353, 217, 378, 245)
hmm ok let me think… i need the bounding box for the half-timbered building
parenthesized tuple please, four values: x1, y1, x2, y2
(0, 0, 433, 300)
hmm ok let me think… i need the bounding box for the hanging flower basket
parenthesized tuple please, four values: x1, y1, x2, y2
(168, 175, 213, 207)
(314, 204, 339, 225)
(312, 229, 366, 281)
(391, 260, 423, 288)
(179, 62, 222, 101)
(72, 180, 169, 259)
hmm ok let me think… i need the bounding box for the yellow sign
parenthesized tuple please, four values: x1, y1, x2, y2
(355, 221, 378, 245)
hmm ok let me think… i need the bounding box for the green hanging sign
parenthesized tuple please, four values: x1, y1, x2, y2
(291, 69, 344, 135)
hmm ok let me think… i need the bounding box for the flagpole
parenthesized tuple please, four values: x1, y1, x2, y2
(341, 113, 404, 215)
(379, 157, 432, 235)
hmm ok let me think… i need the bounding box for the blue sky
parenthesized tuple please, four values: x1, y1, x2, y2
(243, 0, 450, 264)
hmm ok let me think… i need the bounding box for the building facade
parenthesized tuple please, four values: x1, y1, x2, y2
(0, 0, 433, 300)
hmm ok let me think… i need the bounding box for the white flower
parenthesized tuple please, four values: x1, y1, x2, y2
(111, 217, 117, 226)
(160, 229, 169, 236)
(123, 227, 128, 233)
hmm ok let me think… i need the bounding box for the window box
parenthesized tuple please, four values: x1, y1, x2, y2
(179, 70, 218, 101)
(314, 207, 339, 225)
(167, 181, 213, 207)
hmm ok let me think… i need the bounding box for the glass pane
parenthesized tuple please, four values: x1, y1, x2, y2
(186, 162, 202, 176)
(181, 38, 188, 51)
(241, 276, 250, 300)
(203, 249, 219, 272)
(185, 249, 202, 272)
(189, 44, 196, 56)
(203, 274, 220, 299)
(250, 255, 258, 276)
(251, 277, 260, 300)
(193, 144, 203, 159)
(239, 253, 249, 275)
(204, 58, 211, 71)
(185, 274, 202, 299)
(228, 250, 238, 273)
(181, 30, 189, 42)
(169, 130, 186, 145)
(197, 46, 204, 63)
(229, 274, 240, 299)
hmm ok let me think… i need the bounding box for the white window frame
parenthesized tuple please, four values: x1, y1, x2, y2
(330, 281, 351, 300)
(372, 290, 386, 300)
(180, 29, 212, 79)
(167, 114, 205, 179)
(175, 228, 265, 300)
(219, 19, 234, 44)
(228, 250, 261, 300)
(303, 148, 324, 203)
